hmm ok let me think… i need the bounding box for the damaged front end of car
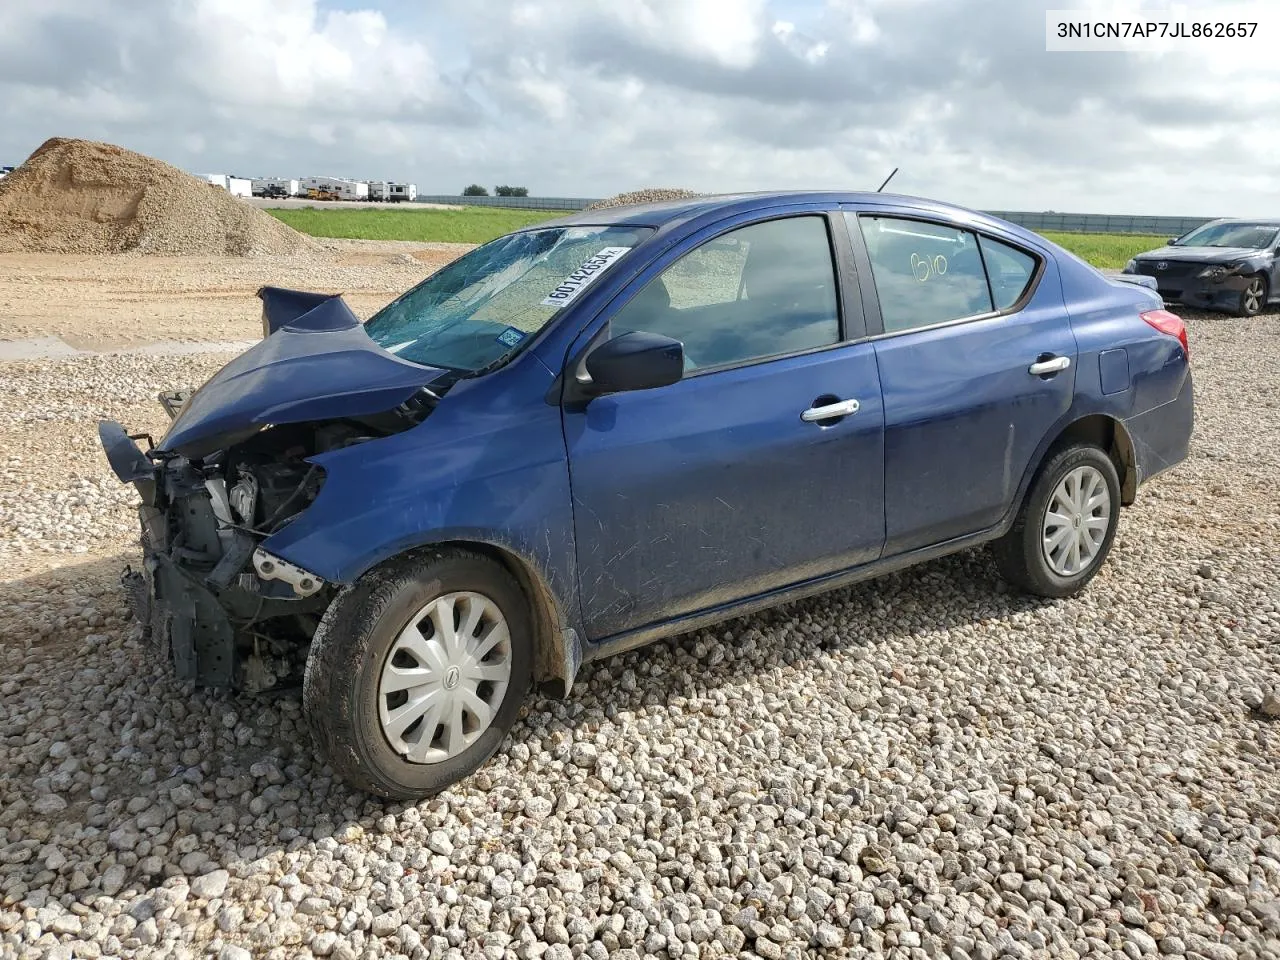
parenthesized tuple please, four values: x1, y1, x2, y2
(99, 287, 451, 693)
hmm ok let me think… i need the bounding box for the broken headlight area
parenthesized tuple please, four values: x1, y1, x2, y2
(1196, 263, 1244, 282)
(122, 441, 330, 694)
(102, 389, 439, 693)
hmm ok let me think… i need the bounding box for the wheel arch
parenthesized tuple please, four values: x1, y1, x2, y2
(1235, 271, 1269, 317)
(1035, 413, 1138, 506)
(379, 538, 581, 699)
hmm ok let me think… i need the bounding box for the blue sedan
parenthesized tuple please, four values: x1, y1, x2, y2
(99, 191, 1194, 798)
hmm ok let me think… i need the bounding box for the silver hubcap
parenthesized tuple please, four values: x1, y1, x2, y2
(1245, 280, 1263, 312)
(1042, 465, 1111, 577)
(378, 592, 512, 764)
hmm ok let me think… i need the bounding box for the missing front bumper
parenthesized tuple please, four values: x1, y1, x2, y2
(129, 500, 329, 690)
(252, 548, 325, 597)
(100, 419, 330, 691)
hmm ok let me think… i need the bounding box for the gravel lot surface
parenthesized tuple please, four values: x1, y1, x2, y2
(0, 240, 470, 351)
(1, 264, 1278, 960)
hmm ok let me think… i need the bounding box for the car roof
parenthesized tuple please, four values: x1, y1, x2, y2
(534, 191, 997, 230)
(1199, 217, 1280, 226)
(525, 190, 1059, 253)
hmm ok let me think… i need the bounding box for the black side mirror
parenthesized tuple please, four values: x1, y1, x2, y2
(584, 331, 683, 394)
(1167, 237, 1180, 246)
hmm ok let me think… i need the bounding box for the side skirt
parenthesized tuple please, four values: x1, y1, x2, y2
(582, 521, 1011, 665)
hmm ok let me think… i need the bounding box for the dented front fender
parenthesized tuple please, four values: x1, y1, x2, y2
(259, 349, 582, 629)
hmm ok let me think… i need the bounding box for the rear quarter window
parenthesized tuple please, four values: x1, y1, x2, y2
(978, 235, 1039, 310)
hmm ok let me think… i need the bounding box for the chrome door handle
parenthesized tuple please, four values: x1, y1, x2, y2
(1028, 356, 1071, 375)
(801, 398, 860, 422)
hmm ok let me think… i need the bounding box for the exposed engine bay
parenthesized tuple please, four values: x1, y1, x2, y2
(99, 287, 449, 692)
(107, 390, 438, 692)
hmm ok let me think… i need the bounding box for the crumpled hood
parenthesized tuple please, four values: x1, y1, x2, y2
(1136, 245, 1267, 264)
(159, 291, 445, 458)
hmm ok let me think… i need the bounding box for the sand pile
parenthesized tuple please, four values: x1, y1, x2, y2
(584, 188, 703, 211)
(0, 138, 318, 256)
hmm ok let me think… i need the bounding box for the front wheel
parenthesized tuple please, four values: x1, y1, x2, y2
(1236, 274, 1267, 317)
(304, 549, 532, 799)
(994, 445, 1121, 598)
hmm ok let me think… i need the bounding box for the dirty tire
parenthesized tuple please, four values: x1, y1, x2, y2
(1235, 274, 1267, 318)
(304, 549, 532, 800)
(993, 444, 1121, 599)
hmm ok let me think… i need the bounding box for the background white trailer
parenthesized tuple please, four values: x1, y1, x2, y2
(251, 178, 299, 197)
(206, 174, 252, 198)
(300, 177, 368, 200)
(368, 181, 418, 202)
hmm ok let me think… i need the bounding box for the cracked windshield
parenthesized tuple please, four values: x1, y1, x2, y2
(365, 225, 652, 371)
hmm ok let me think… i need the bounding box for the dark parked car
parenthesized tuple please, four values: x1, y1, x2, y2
(100, 192, 1194, 798)
(1122, 218, 1280, 316)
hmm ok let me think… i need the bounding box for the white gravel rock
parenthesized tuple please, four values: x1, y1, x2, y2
(2, 305, 1278, 960)
(189, 870, 230, 900)
(583, 187, 702, 211)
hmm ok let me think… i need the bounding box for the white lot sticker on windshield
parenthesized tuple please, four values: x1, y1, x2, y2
(541, 246, 632, 308)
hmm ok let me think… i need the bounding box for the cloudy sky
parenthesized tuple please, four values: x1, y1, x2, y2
(1, 0, 1277, 215)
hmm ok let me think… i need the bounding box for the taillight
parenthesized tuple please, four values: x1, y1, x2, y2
(1141, 308, 1189, 359)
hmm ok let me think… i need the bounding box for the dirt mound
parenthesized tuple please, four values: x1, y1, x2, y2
(584, 187, 703, 211)
(0, 138, 318, 256)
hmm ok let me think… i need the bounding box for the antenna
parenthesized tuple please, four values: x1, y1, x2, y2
(876, 167, 899, 193)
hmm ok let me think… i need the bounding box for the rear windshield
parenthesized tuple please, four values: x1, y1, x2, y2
(365, 225, 652, 372)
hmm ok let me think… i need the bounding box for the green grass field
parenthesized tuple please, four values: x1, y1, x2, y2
(269, 205, 1163, 269)
(266, 206, 563, 245)
(1039, 231, 1164, 270)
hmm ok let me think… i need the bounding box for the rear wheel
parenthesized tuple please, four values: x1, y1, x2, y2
(304, 549, 532, 799)
(1236, 274, 1267, 317)
(994, 445, 1121, 598)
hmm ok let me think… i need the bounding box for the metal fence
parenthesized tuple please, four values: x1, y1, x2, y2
(413, 195, 1217, 235)
(415, 195, 596, 211)
(987, 211, 1211, 237)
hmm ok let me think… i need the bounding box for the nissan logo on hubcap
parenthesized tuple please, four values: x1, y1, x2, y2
(443, 666, 461, 689)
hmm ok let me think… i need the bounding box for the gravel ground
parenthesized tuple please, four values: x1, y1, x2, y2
(0, 241, 470, 351)
(1, 296, 1278, 960)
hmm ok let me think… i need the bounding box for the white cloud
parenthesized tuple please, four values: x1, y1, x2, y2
(0, 0, 1278, 215)
(606, 0, 769, 69)
(773, 22, 830, 63)
(174, 0, 444, 114)
(507, 0, 770, 70)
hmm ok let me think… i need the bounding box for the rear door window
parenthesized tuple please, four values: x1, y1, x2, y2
(855, 215, 993, 333)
